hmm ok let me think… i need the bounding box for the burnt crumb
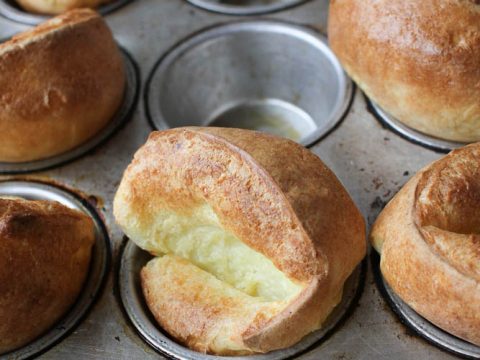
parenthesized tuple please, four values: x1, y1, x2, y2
(88, 195, 98, 207)
(115, 336, 121, 342)
(403, 171, 410, 176)
(359, 168, 365, 172)
(368, 196, 388, 225)
(384, 137, 390, 141)
(87, 194, 104, 210)
(370, 196, 387, 210)
(335, 352, 350, 360)
(372, 177, 383, 190)
(402, 324, 417, 338)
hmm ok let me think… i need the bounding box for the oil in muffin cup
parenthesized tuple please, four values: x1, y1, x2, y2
(0, 179, 111, 360)
(145, 20, 353, 148)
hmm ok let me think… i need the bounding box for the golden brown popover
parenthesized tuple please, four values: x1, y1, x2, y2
(371, 143, 480, 345)
(329, 0, 480, 142)
(114, 127, 366, 355)
(0, 197, 95, 353)
(0, 9, 125, 162)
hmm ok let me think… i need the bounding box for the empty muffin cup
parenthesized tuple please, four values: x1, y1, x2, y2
(0, 180, 111, 359)
(118, 239, 365, 360)
(0, 0, 132, 25)
(186, 0, 311, 16)
(0, 47, 139, 175)
(145, 20, 353, 147)
(371, 252, 480, 359)
(367, 99, 466, 153)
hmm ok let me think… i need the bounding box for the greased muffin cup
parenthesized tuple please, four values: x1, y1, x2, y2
(145, 20, 353, 147)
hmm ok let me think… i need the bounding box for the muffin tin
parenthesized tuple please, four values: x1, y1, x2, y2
(0, 180, 111, 360)
(0, 0, 477, 359)
(0, 0, 132, 25)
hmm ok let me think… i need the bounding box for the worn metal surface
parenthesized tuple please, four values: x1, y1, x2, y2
(0, 0, 471, 359)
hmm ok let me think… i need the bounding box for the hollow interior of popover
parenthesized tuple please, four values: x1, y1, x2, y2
(416, 155, 480, 235)
(135, 203, 303, 302)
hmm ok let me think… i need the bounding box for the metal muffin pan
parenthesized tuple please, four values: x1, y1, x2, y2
(0, 0, 472, 359)
(0, 48, 139, 175)
(367, 98, 467, 153)
(185, 0, 311, 16)
(119, 239, 366, 360)
(0, 0, 133, 25)
(145, 20, 353, 147)
(372, 252, 480, 360)
(0, 180, 111, 360)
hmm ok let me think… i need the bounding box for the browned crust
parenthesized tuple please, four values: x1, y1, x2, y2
(15, 0, 112, 15)
(0, 9, 125, 162)
(0, 197, 95, 353)
(140, 256, 271, 356)
(114, 127, 366, 353)
(329, 0, 480, 142)
(370, 143, 480, 345)
(241, 276, 343, 352)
